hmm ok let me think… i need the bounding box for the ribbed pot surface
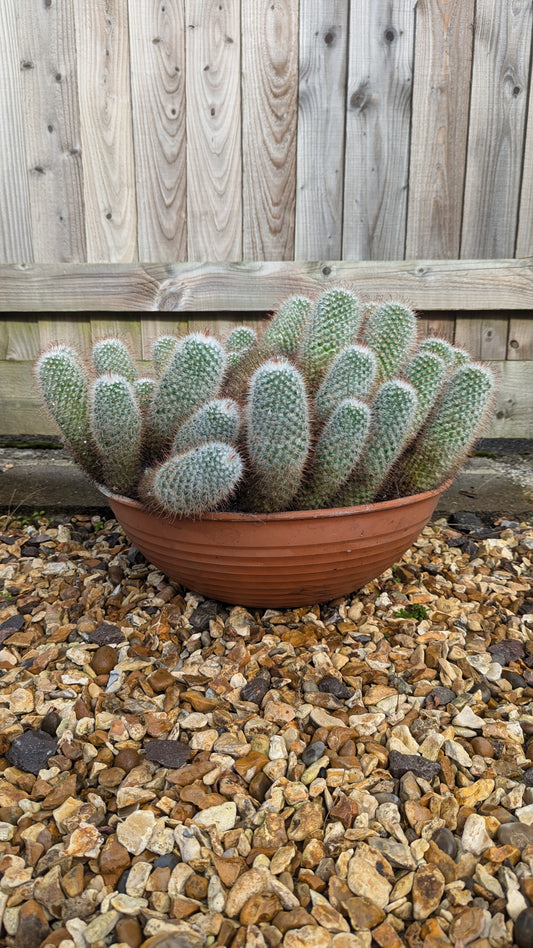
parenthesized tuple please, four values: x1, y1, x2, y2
(102, 483, 448, 607)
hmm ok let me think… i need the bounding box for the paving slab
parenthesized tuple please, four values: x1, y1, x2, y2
(0, 440, 532, 519)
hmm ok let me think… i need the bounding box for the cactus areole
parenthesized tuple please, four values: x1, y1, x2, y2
(35, 288, 495, 605)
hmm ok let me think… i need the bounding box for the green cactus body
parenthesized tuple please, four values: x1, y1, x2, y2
(417, 337, 456, 366)
(148, 442, 244, 517)
(35, 345, 99, 477)
(134, 377, 157, 412)
(90, 375, 142, 496)
(314, 344, 377, 423)
(245, 359, 311, 512)
(260, 296, 311, 358)
(149, 333, 227, 451)
(397, 363, 494, 494)
(404, 351, 446, 430)
(92, 338, 137, 382)
(152, 335, 179, 377)
(363, 301, 418, 381)
(299, 288, 362, 389)
(335, 380, 418, 506)
(298, 399, 371, 509)
(227, 326, 257, 355)
(172, 398, 241, 453)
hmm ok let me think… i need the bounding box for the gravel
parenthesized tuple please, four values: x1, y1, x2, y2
(0, 512, 533, 947)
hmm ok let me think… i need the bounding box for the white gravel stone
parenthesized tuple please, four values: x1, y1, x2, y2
(116, 809, 156, 855)
(461, 814, 493, 855)
(192, 801, 237, 834)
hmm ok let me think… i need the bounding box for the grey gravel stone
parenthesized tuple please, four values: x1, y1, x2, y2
(6, 729, 58, 775)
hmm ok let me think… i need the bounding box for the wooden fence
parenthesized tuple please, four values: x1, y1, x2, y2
(0, 0, 532, 437)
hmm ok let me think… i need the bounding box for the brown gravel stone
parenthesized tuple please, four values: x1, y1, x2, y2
(116, 917, 143, 948)
(99, 834, 131, 885)
(240, 892, 281, 925)
(273, 907, 317, 933)
(184, 873, 209, 900)
(16, 898, 51, 948)
(91, 644, 117, 675)
(115, 747, 141, 771)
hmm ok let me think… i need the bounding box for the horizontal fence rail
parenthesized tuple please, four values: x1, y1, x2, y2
(2, 0, 533, 272)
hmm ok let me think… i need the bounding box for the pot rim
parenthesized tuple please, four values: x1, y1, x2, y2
(98, 477, 453, 523)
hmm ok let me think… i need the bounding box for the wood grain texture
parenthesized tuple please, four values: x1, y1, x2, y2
(0, 3, 33, 262)
(18, 0, 86, 263)
(486, 361, 533, 437)
(185, 0, 241, 261)
(128, 0, 187, 262)
(5, 319, 40, 361)
(417, 315, 456, 342)
(516, 55, 533, 256)
(295, 0, 348, 261)
(454, 317, 509, 360)
(73, 0, 137, 262)
(3, 259, 533, 311)
(90, 318, 143, 359)
(242, 0, 298, 260)
(38, 316, 92, 355)
(507, 318, 533, 359)
(461, 0, 533, 258)
(406, 0, 474, 259)
(343, 0, 416, 260)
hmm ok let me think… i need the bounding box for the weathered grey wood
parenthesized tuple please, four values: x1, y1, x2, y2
(185, 0, 241, 261)
(4, 259, 533, 311)
(38, 317, 92, 355)
(454, 317, 509, 360)
(516, 46, 533, 256)
(3, 358, 531, 438)
(128, 0, 187, 262)
(461, 0, 533, 258)
(73, 0, 137, 262)
(295, 0, 348, 261)
(242, 0, 298, 260)
(343, 0, 416, 259)
(5, 320, 41, 361)
(18, 0, 86, 263)
(140, 317, 189, 361)
(406, 0, 475, 259)
(89, 318, 143, 360)
(507, 318, 533, 359)
(417, 315, 456, 343)
(0, 3, 33, 262)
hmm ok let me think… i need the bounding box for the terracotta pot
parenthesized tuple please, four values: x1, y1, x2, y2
(99, 480, 450, 608)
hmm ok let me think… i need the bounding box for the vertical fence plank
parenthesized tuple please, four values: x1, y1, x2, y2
(507, 318, 533, 359)
(343, 0, 416, 260)
(18, 0, 86, 263)
(5, 320, 41, 361)
(454, 317, 509, 359)
(73, 0, 137, 262)
(406, 0, 474, 259)
(129, 0, 187, 262)
(294, 1, 348, 261)
(39, 317, 92, 354)
(90, 318, 143, 359)
(416, 315, 456, 342)
(0, 2, 33, 263)
(242, 0, 298, 260)
(185, 0, 241, 261)
(516, 65, 533, 256)
(461, 0, 533, 259)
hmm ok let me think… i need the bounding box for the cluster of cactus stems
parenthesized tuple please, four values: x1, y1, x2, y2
(35, 287, 495, 518)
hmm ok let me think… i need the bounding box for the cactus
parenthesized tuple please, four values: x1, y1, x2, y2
(245, 359, 311, 512)
(362, 301, 417, 381)
(148, 333, 227, 452)
(298, 399, 371, 509)
(134, 377, 157, 412)
(403, 351, 446, 430)
(151, 335, 179, 377)
(260, 295, 311, 358)
(335, 380, 419, 506)
(172, 398, 241, 453)
(299, 288, 363, 388)
(226, 326, 257, 356)
(34, 345, 100, 478)
(145, 442, 244, 517)
(92, 338, 137, 382)
(418, 336, 470, 369)
(314, 344, 377, 424)
(90, 375, 142, 496)
(397, 363, 494, 494)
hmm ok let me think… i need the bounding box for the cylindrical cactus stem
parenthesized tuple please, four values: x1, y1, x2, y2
(335, 380, 419, 506)
(134, 377, 157, 413)
(260, 295, 312, 358)
(92, 338, 137, 382)
(314, 344, 378, 424)
(90, 374, 143, 496)
(172, 398, 241, 453)
(34, 345, 100, 479)
(418, 336, 471, 369)
(226, 325, 257, 356)
(297, 398, 371, 509)
(403, 351, 446, 431)
(397, 363, 495, 494)
(362, 301, 418, 381)
(151, 335, 179, 377)
(148, 333, 227, 452)
(299, 288, 363, 389)
(144, 442, 244, 517)
(244, 359, 311, 513)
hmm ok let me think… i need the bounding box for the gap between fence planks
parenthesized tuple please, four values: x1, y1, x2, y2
(2, 259, 533, 311)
